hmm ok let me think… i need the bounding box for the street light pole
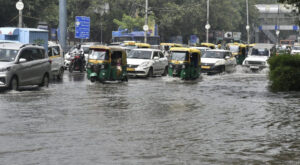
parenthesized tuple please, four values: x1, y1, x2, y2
(59, 0, 67, 52)
(144, 0, 148, 43)
(246, 0, 250, 45)
(206, 0, 210, 43)
(17, 0, 23, 28)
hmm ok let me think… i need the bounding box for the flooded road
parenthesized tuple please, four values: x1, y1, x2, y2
(0, 69, 299, 165)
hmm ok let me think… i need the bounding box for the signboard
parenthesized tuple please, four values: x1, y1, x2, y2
(75, 16, 90, 39)
(224, 32, 233, 38)
(233, 32, 241, 40)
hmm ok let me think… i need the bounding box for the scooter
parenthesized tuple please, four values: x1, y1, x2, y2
(69, 52, 85, 73)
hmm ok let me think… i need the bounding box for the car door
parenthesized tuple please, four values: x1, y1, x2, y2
(16, 49, 36, 85)
(159, 51, 167, 73)
(152, 51, 160, 75)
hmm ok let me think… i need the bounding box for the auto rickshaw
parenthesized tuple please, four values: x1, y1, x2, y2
(168, 47, 201, 80)
(226, 43, 247, 65)
(86, 46, 128, 83)
(200, 43, 216, 49)
(135, 43, 151, 48)
(160, 43, 183, 60)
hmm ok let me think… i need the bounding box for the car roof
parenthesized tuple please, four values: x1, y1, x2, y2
(206, 49, 230, 52)
(131, 48, 161, 51)
(0, 43, 43, 50)
(0, 42, 24, 50)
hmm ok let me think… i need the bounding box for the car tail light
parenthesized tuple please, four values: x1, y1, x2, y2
(49, 59, 52, 64)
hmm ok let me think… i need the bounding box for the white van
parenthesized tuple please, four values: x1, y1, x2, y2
(48, 41, 64, 79)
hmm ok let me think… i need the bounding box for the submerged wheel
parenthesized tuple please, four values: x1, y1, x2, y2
(10, 76, 19, 91)
(90, 77, 96, 83)
(162, 66, 168, 76)
(147, 67, 153, 77)
(57, 67, 64, 80)
(39, 74, 49, 87)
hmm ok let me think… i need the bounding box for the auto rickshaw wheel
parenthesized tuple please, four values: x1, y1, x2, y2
(91, 77, 96, 83)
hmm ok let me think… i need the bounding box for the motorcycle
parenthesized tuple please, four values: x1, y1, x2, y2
(68, 52, 86, 73)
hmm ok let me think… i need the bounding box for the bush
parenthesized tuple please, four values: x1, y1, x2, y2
(268, 54, 300, 91)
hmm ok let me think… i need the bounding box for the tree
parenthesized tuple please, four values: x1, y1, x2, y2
(113, 14, 144, 32)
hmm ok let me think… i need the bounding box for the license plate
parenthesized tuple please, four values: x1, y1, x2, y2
(127, 68, 135, 71)
(250, 66, 259, 69)
(201, 66, 210, 69)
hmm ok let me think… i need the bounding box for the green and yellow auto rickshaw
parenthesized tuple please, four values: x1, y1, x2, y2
(168, 47, 201, 80)
(86, 45, 128, 83)
(226, 43, 247, 65)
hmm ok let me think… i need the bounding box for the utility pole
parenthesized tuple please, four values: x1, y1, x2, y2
(59, 0, 67, 52)
(144, 0, 148, 43)
(246, 0, 250, 45)
(205, 0, 210, 43)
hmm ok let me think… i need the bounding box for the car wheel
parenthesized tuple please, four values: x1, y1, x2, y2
(162, 66, 168, 76)
(147, 67, 153, 77)
(10, 76, 19, 91)
(39, 74, 49, 87)
(57, 67, 64, 80)
(220, 65, 225, 73)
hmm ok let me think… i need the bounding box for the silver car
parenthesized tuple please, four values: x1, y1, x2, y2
(0, 43, 51, 90)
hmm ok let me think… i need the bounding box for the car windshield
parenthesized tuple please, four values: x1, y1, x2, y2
(203, 51, 226, 59)
(89, 50, 108, 60)
(128, 50, 152, 59)
(251, 48, 269, 56)
(171, 52, 187, 61)
(0, 49, 18, 62)
(229, 45, 239, 53)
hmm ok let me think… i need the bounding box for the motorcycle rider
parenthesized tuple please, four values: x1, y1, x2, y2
(69, 44, 86, 72)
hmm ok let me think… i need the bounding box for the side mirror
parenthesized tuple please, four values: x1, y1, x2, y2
(154, 56, 159, 60)
(19, 58, 27, 63)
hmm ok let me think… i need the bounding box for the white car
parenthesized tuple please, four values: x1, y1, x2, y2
(48, 41, 64, 79)
(127, 49, 168, 77)
(201, 49, 236, 74)
(243, 44, 275, 71)
(290, 46, 300, 55)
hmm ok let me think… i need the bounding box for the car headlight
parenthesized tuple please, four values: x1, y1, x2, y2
(140, 61, 151, 68)
(215, 60, 224, 66)
(243, 61, 248, 65)
(0, 67, 10, 72)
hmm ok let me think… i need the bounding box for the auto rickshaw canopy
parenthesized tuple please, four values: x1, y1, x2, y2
(160, 43, 183, 47)
(89, 45, 127, 65)
(200, 43, 216, 49)
(170, 47, 201, 65)
(135, 43, 151, 48)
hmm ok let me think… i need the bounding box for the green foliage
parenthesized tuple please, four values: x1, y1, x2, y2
(113, 14, 144, 31)
(268, 55, 300, 91)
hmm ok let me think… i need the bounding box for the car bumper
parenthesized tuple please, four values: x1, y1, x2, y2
(243, 65, 267, 70)
(0, 73, 9, 88)
(127, 67, 149, 77)
(201, 65, 224, 74)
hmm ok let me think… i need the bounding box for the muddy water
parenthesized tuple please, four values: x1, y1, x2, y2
(0, 69, 299, 164)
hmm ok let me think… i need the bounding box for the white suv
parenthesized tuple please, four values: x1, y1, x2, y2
(0, 43, 51, 90)
(127, 49, 168, 77)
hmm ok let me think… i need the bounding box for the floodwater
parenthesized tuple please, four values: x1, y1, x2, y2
(0, 68, 299, 165)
